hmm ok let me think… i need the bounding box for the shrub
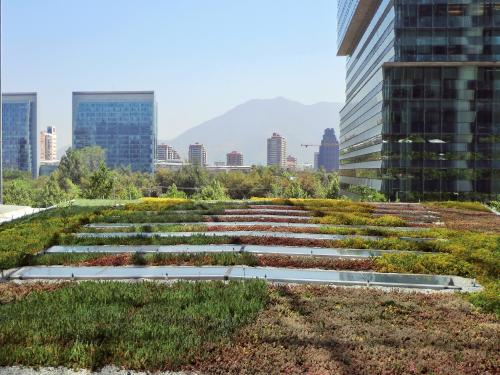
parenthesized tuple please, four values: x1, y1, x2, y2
(347, 185, 387, 202)
(193, 180, 229, 201)
(161, 184, 188, 199)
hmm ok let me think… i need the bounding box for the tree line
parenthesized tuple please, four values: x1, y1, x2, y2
(3, 147, 341, 207)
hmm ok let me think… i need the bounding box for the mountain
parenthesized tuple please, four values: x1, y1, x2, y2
(165, 97, 343, 165)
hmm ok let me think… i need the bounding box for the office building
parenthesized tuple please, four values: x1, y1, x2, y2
(2, 93, 38, 177)
(40, 126, 57, 162)
(157, 143, 180, 162)
(72, 91, 156, 173)
(317, 128, 339, 172)
(39, 161, 59, 176)
(189, 143, 207, 166)
(267, 132, 287, 168)
(286, 155, 297, 170)
(314, 152, 320, 171)
(337, 0, 500, 200)
(226, 151, 243, 166)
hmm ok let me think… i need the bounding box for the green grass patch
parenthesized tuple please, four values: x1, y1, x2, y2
(0, 281, 268, 370)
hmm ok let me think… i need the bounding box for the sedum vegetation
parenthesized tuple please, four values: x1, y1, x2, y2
(0, 198, 498, 316)
(0, 281, 268, 370)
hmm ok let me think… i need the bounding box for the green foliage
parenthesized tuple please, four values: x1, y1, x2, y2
(0, 207, 99, 269)
(193, 180, 229, 201)
(348, 185, 388, 202)
(35, 175, 71, 207)
(83, 162, 115, 199)
(488, 200, 500, 212)
(156, 166, 209, 197)
(466, 280, 500, 316)
(375, 253, 475, 277)
(283, 179, 309, 199)
(325, 174, 340, 199)
(161, 184, 188, 199)
(58, 147, 104, 186)
(0, 281, 268, 370)
(3, 179, 35, 206)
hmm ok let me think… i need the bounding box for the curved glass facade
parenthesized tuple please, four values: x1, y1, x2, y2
(338, 0, 500, 200)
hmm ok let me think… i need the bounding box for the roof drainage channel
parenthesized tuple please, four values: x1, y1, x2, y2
(74, 231, 433, 242)
(45, 245, 426, 258)
(85, 222, 426, 231)
(5, 266, 481, 292)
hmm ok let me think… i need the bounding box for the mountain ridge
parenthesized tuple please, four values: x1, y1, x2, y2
(164, 97, 343, 165)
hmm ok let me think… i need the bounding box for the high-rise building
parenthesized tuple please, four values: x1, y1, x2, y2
(72, 91, 157, 173)
(286, 155, 297, 170)
(317, 128, 339, 172)
(314, 152, 319, 171)
(337, 0, 500, 200)
(189, 143, 207, 166)
(267, 132, 287, 168)
(157, 144, 180, 162)
(2, 93, 38, 177)
(226, 151, 243, 166)
(40, 126, 57, 162)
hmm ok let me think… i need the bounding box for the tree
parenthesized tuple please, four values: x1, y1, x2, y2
(193, 180, 229, 201)
(161, 184, 188, 199)
(57, 147, 105, 185)
(283, 179, 309, 199)
(83, 162, 115, 199)
(3, 180, 35, 206)
(36, 175, 70, 207)
(348, 185, 387, 202)
(325, 174, 340, 199)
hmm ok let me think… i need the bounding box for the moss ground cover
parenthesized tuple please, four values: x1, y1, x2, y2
(195, 285, 499, 374)
(0, 281, 268, 370)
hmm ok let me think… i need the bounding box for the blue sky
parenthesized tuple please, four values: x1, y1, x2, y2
(2, 0, 345, 149)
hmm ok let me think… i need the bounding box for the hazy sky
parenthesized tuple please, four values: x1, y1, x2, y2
(2, 0, 346, 150)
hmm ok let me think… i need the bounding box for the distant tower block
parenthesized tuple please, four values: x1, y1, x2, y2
(317, 128, 339, 172)
(40, 126, 57, 162)
(226, 151, 243, 166)
(189, 143, 207, 166)
(267, 133, 287, 168)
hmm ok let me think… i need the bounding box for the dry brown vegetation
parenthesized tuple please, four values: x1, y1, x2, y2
(0, 282, 67, 304)
(195, 285, 500, 375)
(431, 207, 500, 233)
(78, 253, 375, 271)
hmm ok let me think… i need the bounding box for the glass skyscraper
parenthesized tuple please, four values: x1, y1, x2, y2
(2, 93, 38, 177)
(338, 0, 500, 200)
(317, 128, 340, 172)
(73, 92, 157, 173)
